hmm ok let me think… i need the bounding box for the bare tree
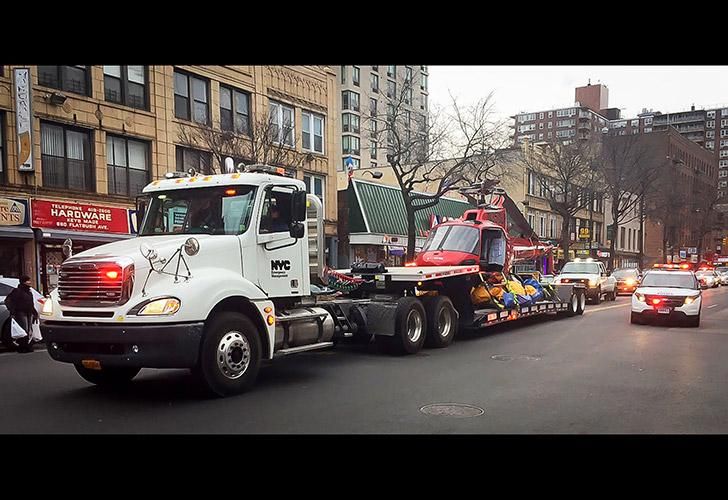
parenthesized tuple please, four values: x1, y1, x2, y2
(645, 158, 688, 263)
(596, 133, 661, 270)
(367, 78, 510, 258)
(519, 137, 604, 265)
(177, 113, 309, 174)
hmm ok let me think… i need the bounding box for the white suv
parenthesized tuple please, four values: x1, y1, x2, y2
(631, 270, 701, 327)
(554, 259, 617, 304)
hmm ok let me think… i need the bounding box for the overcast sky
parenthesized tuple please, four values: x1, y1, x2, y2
(429, 66, 728, 122)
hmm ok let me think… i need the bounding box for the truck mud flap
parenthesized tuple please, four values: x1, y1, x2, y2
(364, 302, 398, 337)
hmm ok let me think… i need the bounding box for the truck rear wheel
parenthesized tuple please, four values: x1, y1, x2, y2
(576, 288, 586, 315)
(74, 364, 141, 387)
(423, 296, 458, 348)
(195, 312, 262, 397)
(377, 297, 427, 355)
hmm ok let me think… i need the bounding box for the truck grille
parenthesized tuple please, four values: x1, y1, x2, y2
(58, 261, 133, 306)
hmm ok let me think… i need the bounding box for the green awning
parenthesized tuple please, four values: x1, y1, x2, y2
(347, 179, 474, 236)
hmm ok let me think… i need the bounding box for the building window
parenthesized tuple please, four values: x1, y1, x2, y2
(269, 101, 295, 147)
(342, 91, 360, 112)
(387, 65, 396, 78)
(721, 140, 728, 148)
(539, 216, 545, 237)
(370, 140, 377, 159)
(539, 123, 544, 129)
(539, 113, 544, 119)
(370, 73, 379, 93)
(103, 66, 146, 109)
(342, 157, 360, 170)
(352, 66, 360, 87)
(404, 66, 413, 84)
(370, 119, 377, 137)
(342, 113, 360, 134)
(303, 174, 325, 211)
(405, 87, 413, 105)
(421, 73, 427, 91)
(548, 122, 553, 128)
(707, 120, 715, 129)
(527, 214, 534, 229)
(548, 111, 553, 118)
(707, 141, 715, 150)
(175, 146, 212, 174)
(220, 85, 251, 135)
(174, 70, 209, 124)
(341, 66, 346, 84)
(302, 111, 324, 154)
(707, 111, 715, 119)
(707, 131, 715, 139)
(41, 122, 93, 191)
(720, 160, 728, 168)
(421, 93, 427, 110)
(721, 150, 728, 158)
(644, 127, 652, 133)
(370, 97, 377, 117)
(550, 217, 555, 238)
(106, 135, 149, 197)
(38, 66, 90, 96)
(527, 171, 538, 196)
(342, 136, 360, 156)
(387, 80, 397, 99)
(720, 170, 727, 178)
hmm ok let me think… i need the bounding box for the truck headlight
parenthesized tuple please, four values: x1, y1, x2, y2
(40, 298, 53, 316)
(625, 278, 636, 286)
(135, 298, 181, 316)
(588, 279, 597, 287)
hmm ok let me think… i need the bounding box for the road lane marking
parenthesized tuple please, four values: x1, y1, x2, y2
(583, 303, 631, 314)
(708, 304, 718, 309)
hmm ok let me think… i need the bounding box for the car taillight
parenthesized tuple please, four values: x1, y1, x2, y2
(651, 298, 661, 305)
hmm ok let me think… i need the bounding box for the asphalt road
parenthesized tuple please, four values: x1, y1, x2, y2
(3, 287, 728, 434)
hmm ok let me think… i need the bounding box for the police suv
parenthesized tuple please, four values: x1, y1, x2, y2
(630, 264, 702, 327)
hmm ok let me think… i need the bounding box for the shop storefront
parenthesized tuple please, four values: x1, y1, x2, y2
(0, 197, 34, 280)
(341, 179, 472, 267)
(31, 198, 135, 294)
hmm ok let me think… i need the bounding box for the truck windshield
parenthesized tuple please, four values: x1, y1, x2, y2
(561, 262, 601, 274)
(139, 186, 257, 236)
(612, 269, 639, 279)
(421, 225, 480, 254)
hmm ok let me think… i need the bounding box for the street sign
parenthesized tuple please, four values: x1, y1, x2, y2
(578, 227, 590, 240)
(688, 247, 697, 254)
(679, 250, 687, 259)
(690, 254, 698, 263)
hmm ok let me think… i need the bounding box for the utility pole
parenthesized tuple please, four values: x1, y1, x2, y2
(638, 180, 645, 269)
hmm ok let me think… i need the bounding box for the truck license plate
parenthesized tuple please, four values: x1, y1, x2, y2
(658, 307, 671, 315)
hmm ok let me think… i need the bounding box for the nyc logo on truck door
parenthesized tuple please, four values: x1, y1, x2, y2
(271, 260, 291, 278)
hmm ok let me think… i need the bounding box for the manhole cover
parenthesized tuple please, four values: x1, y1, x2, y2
(491, 354, 541, 361)
(419, 403, 484, 418)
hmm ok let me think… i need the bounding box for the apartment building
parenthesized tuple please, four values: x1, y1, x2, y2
(0, 65, 339, 292)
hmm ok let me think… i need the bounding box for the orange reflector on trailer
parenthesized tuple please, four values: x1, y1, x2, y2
(82, 360, 101, 370)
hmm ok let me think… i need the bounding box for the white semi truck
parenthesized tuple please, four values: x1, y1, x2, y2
(41, 163, 585, 397)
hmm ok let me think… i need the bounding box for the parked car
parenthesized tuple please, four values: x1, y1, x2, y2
(0, 277, 45, 351)
(612, 268, 641, 295)
(715, 268, 728, 286)
(695, 270, 719, 289)
(553, 258, 617, 304)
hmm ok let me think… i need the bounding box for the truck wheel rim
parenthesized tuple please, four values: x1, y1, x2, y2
(406, 309, 423, 343)
(571, 294, 578, 312)
(579, 293, 586, 310)
(217, 331, 250, 380)
(437, 307, 453, 339)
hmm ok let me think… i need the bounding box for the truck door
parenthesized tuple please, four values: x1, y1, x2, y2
(256, 185, 304, 298)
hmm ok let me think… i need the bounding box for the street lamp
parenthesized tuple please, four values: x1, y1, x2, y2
(361, 170, 383, 179)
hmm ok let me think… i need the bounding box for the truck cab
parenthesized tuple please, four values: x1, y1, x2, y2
(41, 165, 332, 396)
(554, 258, 616, 304)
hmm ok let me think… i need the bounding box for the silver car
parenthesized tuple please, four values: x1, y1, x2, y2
(0, 278, 44, 351)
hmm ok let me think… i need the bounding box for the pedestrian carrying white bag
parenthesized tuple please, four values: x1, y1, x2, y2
(31, 319, 42, 342)
(10, 318, 27, 339)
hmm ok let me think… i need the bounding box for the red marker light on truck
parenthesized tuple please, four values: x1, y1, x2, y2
(105, 271, 119, 279)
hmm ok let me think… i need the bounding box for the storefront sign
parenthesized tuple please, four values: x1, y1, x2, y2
(32, 199, 130, 234)
(679, 250, 687, 259)
(597, 250, 610, 258)
(14, 68, 34, 172)
(690, 254, 698, 263)
(687, 247, 697, 255)
(578, 228, 590, 240)
(0, 197, 29, 226)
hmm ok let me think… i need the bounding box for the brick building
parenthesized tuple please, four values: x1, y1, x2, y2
(0, 65, 339, 293)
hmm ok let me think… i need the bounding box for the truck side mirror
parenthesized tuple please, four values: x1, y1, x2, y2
(289, 222, 305, 239)
(291, 191, 307, 222)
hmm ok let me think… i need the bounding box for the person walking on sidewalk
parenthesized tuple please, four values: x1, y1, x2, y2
(5, 276, 38, 353)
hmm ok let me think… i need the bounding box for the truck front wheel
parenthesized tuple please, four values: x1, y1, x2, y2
(74, 365, 141, 387)
(195, 312, 262, 397)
